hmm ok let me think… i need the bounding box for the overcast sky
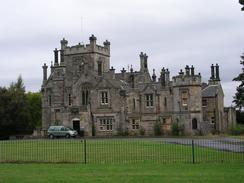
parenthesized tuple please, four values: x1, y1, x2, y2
(0, 0, 243, 106)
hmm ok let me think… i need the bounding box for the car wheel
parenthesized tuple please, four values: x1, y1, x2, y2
(65, 134, 70, 138)
(49, 134, 54, 139)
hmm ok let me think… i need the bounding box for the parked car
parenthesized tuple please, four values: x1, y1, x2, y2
(47, 126, 77, 139)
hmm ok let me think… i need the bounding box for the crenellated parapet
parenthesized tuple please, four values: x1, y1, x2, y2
(62, 34, 110, 56)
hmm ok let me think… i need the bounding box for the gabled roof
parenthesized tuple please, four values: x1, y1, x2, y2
(202, 84, 223, 97)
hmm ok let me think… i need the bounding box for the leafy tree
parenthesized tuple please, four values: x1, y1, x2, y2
(0, 76, 32, 139)
(233, 54, 244, 110)
(26, 92, 42, 128)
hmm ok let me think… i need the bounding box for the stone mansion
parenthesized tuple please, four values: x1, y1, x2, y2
(41, 35, 236, 136)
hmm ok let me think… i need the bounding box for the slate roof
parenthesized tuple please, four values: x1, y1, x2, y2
(202, 85, 219, 97)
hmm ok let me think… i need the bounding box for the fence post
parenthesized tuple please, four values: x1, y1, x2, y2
(192, 139, 195, 164)
(84, 138, 87, 164)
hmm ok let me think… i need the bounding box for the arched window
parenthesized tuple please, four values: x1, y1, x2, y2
(192, 118, 197, 130)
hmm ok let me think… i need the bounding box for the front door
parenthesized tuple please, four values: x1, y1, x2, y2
(73, 120, 81, 136)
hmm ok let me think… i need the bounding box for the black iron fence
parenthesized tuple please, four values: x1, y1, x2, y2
(0, 137, 243, 164)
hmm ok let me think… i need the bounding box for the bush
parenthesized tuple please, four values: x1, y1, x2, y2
(154, 121, 162, 136)
(171, 122, 184, 136)
(139, 126, 145, 136)
(230, 124, 244, 135)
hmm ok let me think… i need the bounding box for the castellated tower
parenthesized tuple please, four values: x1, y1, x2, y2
(172, 65, 202, 135)
(42, 35, 112, 136)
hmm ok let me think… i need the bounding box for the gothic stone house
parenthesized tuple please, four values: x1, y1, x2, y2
(41, 35, 236, 136)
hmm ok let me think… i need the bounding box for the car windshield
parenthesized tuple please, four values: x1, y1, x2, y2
(67, 127, 74, 130)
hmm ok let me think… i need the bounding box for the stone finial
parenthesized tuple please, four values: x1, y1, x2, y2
(89, 34, 97, 41)
(179, 69, 184, 75)
(121, 68, 126, 73)
(103, 40, 110, 46)
(110, 66, 115, 71)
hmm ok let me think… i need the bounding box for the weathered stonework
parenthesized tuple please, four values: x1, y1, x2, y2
(41, 35, 236, 136)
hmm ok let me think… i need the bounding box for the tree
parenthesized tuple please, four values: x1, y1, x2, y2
(233, 54, 244, 110)
(240, 0, 244, 11)
(26, 92, 42, 128)
(0, 76, 32, 139)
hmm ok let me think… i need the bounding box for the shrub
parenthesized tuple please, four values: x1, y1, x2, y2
(139, 126, 145, 136)
(230, 124, 244, 135)
(171, 122, 184, 136)
(154, 121, 162, 136)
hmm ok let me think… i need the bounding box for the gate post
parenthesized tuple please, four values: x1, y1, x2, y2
(84, 138, 87, 164)
(192, 139, 195, 164)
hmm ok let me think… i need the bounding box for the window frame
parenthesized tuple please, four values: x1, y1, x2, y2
(101, 91, 109, 105)
(145, 93, 154, 107)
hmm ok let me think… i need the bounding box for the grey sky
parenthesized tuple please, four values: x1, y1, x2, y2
(0, 0, 243, 106)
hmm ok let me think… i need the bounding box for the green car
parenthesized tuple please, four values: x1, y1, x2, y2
(47, 126, 78, 139)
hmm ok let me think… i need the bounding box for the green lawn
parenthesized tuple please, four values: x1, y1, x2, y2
(0, 138, 243, 164)
(0, 163, 244, 183)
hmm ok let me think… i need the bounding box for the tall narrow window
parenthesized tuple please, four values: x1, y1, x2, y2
(68, 94, 72, 106)
(164, 97, 167, 107)
(98, 62, 102, 76)
(101, 91, 108, 104)
(181, 91, 188, 106)
(133, 98, 136, 110)
(145, 94, 153, 107)
(82, 90, 89, 105)
(192, 118, 197, 130)
(48, 95, 51, 106)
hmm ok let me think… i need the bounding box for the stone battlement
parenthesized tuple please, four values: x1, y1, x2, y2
(62, 35, 110, 56)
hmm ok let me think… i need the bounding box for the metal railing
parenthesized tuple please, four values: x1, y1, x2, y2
(0, 137, 243, 164)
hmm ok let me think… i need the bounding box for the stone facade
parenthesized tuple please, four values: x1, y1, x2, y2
(41, 35, 236, 136)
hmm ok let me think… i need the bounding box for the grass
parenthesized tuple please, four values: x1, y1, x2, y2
(0, 138, 243, 164)
(0, 163, 244, 183)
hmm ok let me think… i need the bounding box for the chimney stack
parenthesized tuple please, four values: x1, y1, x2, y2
(190, 65, 195, 76)
(215, 63, 220, 81)
(54, 48, 59, 66)
(42, 63, 48, 81)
